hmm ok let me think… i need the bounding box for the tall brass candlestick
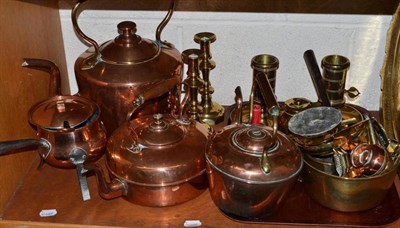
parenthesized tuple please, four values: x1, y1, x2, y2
(194, 32, 224, 125)
(181, 49, 204, 120)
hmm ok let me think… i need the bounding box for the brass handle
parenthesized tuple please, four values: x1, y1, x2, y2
(260, 106, 279, 174)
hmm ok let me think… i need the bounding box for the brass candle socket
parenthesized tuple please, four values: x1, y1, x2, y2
(249, 54, 279, 123)
(193, 32, 224, 125)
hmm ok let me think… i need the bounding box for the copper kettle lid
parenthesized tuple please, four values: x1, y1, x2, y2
(106, 114, 207, 186)
(232, 127, 275, 152)
(99, 21, 160, 64)
(207, 124, 303, 183)
(135, 114, 185, 146)
(29, 95, 98, 130)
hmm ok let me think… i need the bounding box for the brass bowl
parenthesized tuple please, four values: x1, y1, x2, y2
(302, 158, 398, 212)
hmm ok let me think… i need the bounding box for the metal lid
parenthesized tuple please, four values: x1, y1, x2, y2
(28, 95, 98, 130)
(206, 124, 303, 183)
(99, 21, 160, 64)
(106, 114, 208, 186)
(232, 127, 274, 153)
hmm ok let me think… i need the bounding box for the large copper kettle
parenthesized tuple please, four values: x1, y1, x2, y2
(71, 0, 183, 135)
(86, 112, 210, 206)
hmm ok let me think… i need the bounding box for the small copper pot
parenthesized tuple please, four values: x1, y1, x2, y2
(86, 113, 209, 206)
(206, 87, 303, 218)
(0, 59, 107, 168)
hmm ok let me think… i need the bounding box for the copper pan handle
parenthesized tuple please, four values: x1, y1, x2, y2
(254, 72, 280, 112)
(303, 50, 331, 107)
(22, 58, 61, 96)
(0, 138, 51, 159)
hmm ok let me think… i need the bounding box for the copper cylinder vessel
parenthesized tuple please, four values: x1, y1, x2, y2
(72, 0, 183, 135)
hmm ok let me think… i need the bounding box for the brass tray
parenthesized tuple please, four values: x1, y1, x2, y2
(222, 180, 400, 227)
(380, 3, 400, 140)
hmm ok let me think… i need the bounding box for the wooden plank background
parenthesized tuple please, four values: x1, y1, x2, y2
(0, 0, 69, 215)
(56, 0, 399, 15)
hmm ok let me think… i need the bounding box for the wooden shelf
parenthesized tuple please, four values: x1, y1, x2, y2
(1, 154, 400, 227)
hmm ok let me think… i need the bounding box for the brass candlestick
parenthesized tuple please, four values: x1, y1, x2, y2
(180, 49, 204, 120)
(193, 32, 224, 125)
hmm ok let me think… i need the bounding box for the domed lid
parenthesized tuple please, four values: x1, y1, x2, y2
(28, 95, 98, 131)
(206, 124, 303, 183)
(106, 114, 208, 186)
(99, 21, 160, 64)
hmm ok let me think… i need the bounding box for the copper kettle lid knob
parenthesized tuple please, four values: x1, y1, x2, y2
(115, 21, 140, 45)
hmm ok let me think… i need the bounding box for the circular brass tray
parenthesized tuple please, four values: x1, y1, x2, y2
(380, 3, 400, 140)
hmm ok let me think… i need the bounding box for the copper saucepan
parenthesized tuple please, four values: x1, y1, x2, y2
(0, 58, 107, 201)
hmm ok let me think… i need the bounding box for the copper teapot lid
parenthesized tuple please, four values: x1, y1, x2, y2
(29, 95, 98, 130)
(206, 124, 303, 183)
(99, 21, 160, 64)
(106, 114, 208, 186)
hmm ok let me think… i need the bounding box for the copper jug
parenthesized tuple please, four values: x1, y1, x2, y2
(72, 0, 183, 135)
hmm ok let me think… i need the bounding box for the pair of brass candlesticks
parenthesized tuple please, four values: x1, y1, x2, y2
(181, 32, 224, 125)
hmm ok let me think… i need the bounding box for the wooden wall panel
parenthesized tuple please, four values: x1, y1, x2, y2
(58, 0, 399, 15)
(0, 0, 68, 215)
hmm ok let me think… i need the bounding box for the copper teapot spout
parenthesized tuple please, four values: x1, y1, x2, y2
(21, 58, 61, 96)
(85, 163, 126, 200)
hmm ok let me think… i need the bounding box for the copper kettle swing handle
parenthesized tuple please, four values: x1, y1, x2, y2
(260, 106, 279, 174)
(72, 0, 176, 63)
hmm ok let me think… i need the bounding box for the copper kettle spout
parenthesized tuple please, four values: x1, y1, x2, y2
(85, 163, 126, 200)
(21, 58, 61, 96)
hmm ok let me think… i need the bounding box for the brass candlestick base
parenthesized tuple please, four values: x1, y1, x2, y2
(198, 102, 224, 125)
